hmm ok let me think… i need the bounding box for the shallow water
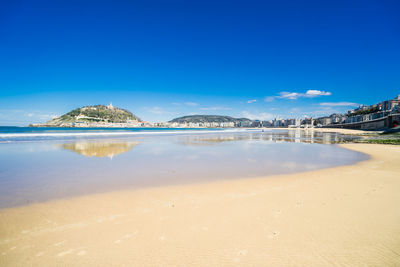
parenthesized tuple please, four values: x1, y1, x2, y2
(0, 129, 368, 209)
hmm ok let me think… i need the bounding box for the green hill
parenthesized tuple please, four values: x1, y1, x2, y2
(37, 104, 141, 126)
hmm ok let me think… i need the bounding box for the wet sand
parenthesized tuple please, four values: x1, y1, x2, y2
(1, 144, 400, 266)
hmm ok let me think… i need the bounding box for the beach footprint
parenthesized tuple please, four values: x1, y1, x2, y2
(238, 249, 248, 256)
(57, 246, 85, 257)
(268, 231, 280, 239)
(57, 249, 73, 257)
(114, 231, 138, 244)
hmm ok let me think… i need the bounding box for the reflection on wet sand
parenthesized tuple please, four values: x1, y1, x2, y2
(178, 129, 362, 146)
(61, 141, 138, 158)
(0, 131, 368, 208)
(179, 135, 250, 146)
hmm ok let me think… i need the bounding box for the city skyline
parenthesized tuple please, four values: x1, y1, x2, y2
(1, 0, 400, 125)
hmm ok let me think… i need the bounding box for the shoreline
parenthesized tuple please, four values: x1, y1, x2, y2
(1, 143, 400, 266)
(264, 127, 381, 135)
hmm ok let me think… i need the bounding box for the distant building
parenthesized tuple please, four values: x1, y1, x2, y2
(261, 120, 273, 127)
(330, 113, 343, 124)
(380, 95, 400, 112)
(322, 117, 332, 126)
(301, 118, 314, 128)
(287, 118, 301, 127)
(237, 121, 252, 127)
(251, 120, 262, 127)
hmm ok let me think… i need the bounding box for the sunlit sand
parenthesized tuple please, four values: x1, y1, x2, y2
(1, 143, 399, 266)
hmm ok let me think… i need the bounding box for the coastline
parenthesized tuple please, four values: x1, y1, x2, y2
(264, 127, 380, 135)
(1, 143, 400, 266)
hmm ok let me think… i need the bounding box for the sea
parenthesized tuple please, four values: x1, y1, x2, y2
(0, 127, 368, 208)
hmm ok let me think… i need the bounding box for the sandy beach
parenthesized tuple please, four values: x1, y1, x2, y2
(1, 143, 400, 266)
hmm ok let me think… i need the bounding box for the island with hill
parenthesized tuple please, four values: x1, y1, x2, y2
(30, 104, 143, 127)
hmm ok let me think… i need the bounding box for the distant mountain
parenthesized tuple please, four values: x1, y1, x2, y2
(33, 104, 141, 126)
(169, 115, 251, 123)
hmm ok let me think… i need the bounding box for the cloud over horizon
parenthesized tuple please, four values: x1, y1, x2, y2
(278, 90, 332, 100)
(241, 111, 274, 121)
(184, 102, 199, 106)
(319, 102, 358, 107)
(265, 90, 332, 101)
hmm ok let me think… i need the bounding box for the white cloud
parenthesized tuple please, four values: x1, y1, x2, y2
(185, 102, 199, 106)
(277, 92, 300, 99)
(246, 99, 257, 104)
(241, 111, 274, 121)
(39, 114, 59, 120)
(278, 90, 331, 99)
(266, 90, 332, 101)
(320, 102, 358, 107)
(304, 90, 331, 97)
(199, 106, 232, 111)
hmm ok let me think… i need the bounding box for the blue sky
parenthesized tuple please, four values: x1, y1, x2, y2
(1, 0, 399, 125)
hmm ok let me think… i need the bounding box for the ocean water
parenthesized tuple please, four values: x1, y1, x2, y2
(0, 127, 368, 208)
(0, 126, 228, 141)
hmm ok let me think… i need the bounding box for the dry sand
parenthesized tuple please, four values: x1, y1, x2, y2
(1, 144, 400, 266)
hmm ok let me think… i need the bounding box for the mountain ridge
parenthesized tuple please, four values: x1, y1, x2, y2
(169, 115, 251, 123)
